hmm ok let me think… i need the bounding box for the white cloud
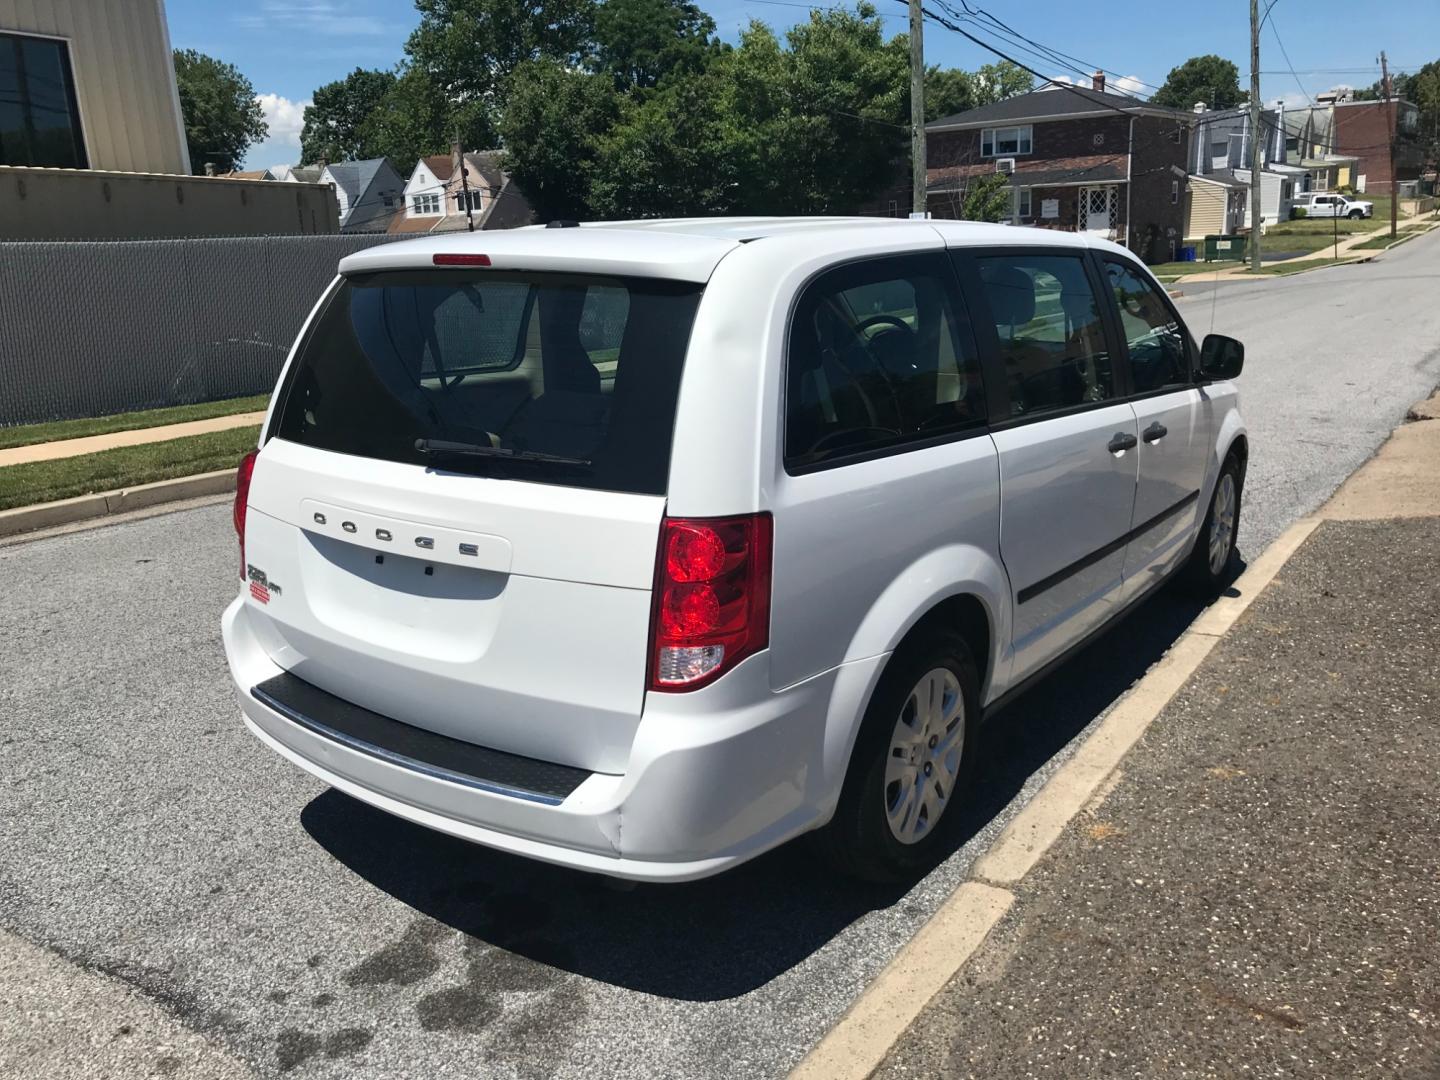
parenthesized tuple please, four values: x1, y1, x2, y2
(244, 93, 310, 170)
(1110, 74, 1146, 97)
(1040, 72, 1148, 99)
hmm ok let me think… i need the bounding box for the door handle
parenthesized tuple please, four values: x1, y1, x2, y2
(1107, 432, 1138, 453)
(1142, 422, 1168, 444)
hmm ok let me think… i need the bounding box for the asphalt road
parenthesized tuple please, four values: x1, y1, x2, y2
(1, 231, 1437, 1080)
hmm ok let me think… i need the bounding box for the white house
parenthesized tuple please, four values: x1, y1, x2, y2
(319, 158, 404, 233)
(391, 151, 534, 233)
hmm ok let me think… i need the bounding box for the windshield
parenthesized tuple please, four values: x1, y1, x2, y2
(271, 270, 703, 495)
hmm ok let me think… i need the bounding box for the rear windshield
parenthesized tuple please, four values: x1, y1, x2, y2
(271, 270, 703, 495)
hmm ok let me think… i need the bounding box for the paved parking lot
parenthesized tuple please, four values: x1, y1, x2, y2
(2, 233, 1437, 1079)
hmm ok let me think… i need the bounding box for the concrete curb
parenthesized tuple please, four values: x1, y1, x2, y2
(788, 514, 1325, 1080)
(0, 469, 236, 538)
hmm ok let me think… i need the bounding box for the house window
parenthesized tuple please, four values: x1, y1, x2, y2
(1017, 188, 1032, 217)
(456, 189, 484, 213)
(1171, 180, 1179, 204)
(981, 125, 1032, 157)
(1285, 136, 1298, 153)
(1311, 172, 1328, 192)
(0, 32, 87, 169)
(411, 193, 441, 215)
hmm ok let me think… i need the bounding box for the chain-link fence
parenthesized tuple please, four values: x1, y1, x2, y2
(0, 234, 407, 427)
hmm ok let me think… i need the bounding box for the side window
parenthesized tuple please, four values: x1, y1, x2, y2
(382, 281, 529, 378)
(785, 254, 984, 470)
(578, 285, 629, 370)
(1104, 258, 1191, 393)
(974, 254, 1115, 418)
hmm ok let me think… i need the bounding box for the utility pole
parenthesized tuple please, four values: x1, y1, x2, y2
(454, 135, 476, 232)
(909, 0, 926, 217)
(1381, 51, 1397, 239)
(1248, 0, 1262, 271)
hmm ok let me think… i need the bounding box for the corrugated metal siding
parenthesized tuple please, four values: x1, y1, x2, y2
(1186, 182, 1225, 238)
(0, 0, 188, 174)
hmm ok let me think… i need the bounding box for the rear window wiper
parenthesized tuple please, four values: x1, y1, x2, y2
(414, 438, 592, 467)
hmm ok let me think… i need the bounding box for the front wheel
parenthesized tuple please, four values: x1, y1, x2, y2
(1184, 454, 1242, 593)
(1348, 210, 1364, 219)
(812, 631, 980, 881)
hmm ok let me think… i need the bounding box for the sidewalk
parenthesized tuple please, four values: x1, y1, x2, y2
(0, 411, 263, 468)
(1173, 216, 1436, 284)
(872, 397, 1440, 1078)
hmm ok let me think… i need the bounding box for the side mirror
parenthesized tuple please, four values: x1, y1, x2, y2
(1200, 333, 1244, 380)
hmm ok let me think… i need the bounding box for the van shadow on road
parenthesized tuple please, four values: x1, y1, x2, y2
(301, 565, 1238, 1003)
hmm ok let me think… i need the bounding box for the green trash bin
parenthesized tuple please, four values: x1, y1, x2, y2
(1203, 234, 1248, 262)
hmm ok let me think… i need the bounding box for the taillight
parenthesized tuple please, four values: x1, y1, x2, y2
(234, 450, 258, 580)
(648, 514, 772, 692)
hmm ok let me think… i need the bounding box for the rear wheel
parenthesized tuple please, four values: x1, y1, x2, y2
(1185, 453, 1242, 593)
(813, 630, 980, 881)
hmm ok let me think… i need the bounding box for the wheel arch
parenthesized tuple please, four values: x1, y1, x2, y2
(818, 547, 1009, 812)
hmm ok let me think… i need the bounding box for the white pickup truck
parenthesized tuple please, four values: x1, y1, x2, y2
(1295, 193, 1374, 220)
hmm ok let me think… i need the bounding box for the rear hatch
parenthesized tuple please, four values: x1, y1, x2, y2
(242, 265, 705, 775)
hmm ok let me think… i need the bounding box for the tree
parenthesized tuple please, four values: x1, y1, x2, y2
(355, 70, 453, 175)
(925, 66, 974, 121)
(591, 71, 740, 216)
(972, 61, 1034, 106)
(960, 173, 1012, 221)
(592, 0, 724, 90)
(301, 68, 396, 164)
(498, 61, 621, 219)
(1151, 54, 1243, 111)
(723, 6, 908, 214)
(405, 0, 596, 112)
(172, 49, 267, 173)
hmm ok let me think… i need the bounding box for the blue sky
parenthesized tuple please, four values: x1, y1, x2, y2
(161, 0, 1438, 169)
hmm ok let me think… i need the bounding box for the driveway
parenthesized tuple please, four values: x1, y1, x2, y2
(1, 231, 1437, 1080)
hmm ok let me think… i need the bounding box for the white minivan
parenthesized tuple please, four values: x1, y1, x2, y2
(223, 218, 1247, 882)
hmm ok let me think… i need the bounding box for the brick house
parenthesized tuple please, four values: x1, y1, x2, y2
(1331, 98, 1424, 194)
(925, 74, 1194, 262)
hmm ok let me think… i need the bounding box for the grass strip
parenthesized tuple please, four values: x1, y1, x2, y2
(0, 425, 259, 511)
(0, 394, 269, 451)
(1239, 256, 1351, 276)
(1351, 232, 1415, 251)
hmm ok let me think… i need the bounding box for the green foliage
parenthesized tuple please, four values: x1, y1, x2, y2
(720, 6, 908, 214)
(592, 71, 740, 216)
(355, 71, 454, 175)
(172, 49, 267, 173)
(305, 0, 1064, 219)
(972, 61, 1034, 106)
(925, 66, 974, 122)
(1151, 55, 1243, 111)
(407, 0, 595, 108)
(301, 69, 397, 164)
(592, 0, 724, 90)
(498, 62, 622, 220)
(1291, 206, 1308, 219)
(960, 173, 1013, 222)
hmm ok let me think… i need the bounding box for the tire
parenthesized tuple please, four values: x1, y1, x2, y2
(1184, 453, 1243, 593)
(812, 630, 980, 882)
(1348, 210, 1364, 219)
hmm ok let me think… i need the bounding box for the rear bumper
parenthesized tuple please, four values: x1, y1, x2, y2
(223, 596, 879, 881)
